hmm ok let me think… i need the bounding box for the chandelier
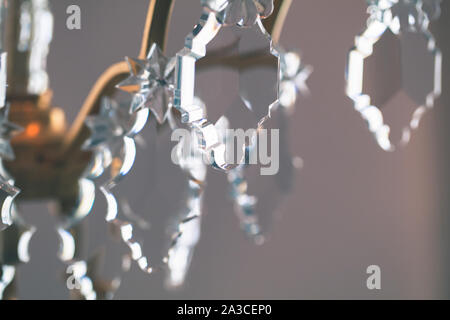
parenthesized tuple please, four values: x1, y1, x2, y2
(0, 0, 442, 300)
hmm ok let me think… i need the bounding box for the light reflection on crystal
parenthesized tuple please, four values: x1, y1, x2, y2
(0, 265, 15, 299)
(56, 172, 132, 299)
(347, 0, 441, 151)
(56, 94, 152, 299)
(99, 111, 206, 288)
(226, 104, 298, 240)
(0, 53, 6, 109)
(227, 154, 262, 244)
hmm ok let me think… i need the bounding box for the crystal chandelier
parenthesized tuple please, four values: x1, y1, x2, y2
(0, 0, 442, 300)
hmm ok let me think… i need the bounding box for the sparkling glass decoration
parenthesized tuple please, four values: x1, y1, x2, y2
(117, 43, 176, 124)
(175, 1, 279, 171)
(0, 176, 19, 231)
(56, 178, 130, 300)
(90, 44, 206, 289)
(165, 123, 206, 288)
(346, 0, 442, 151)
(0, 105, 21, 231)
(226, 146, 262, 243)
(84, 96, 151, 266)
(0, 0, 21, 232)
(54, 96, 150, 300)
(226, 47, 310, 243)
(0, 206, 34, 299)
(202, 0, 274, 26)
(278, 47, 313, 113)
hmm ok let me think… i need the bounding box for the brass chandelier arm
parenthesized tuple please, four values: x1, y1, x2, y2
(139, 0, 175, 60)
(62, 0, 290, 155)
(263, 0, 292, 44)
(61, 61, 129, 153)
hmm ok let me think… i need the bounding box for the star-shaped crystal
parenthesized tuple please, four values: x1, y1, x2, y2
(0, 105, 22, 161)
(202, 0, 274, 26)
(279, 48, 313, 111)
(117, 43, 175, 124)
(83, 97, 127, 151)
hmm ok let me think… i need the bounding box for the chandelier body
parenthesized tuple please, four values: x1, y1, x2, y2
(0, 0, 298, 299)
(3, 0, 291, 203)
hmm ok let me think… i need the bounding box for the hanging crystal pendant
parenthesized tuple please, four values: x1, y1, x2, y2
(175, 0, 279, 171)
(96, 112, 206, 288)
(226, 47, 311, 243)
(56, 96, 147, 300)
(346, 0, 442, 151)
(0, 0, 21, 235)
(0, 205, 34, 299)
(165, 117, 206, 288)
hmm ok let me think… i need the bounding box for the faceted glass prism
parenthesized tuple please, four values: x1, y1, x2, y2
(175, 11, 279, 170)
(346, 0, 441, 150)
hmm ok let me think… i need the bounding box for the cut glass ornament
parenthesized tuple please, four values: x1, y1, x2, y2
(166, 110, 206, 288)
(225, 48, 310, 242)
(56, 178, 128, 300)
(278, 47, 313, 113)
(61, 95, 152, 299)
(226, 104, 299, 242)
(100, 112, 206, 288)
(0, 206, 35, 299)
(117, 43, 175, 124)
(175, 11, 279, 170)
(201, 0, 274, 26)
(347, 0, 442, 151)
(84, 81, 206, 288)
